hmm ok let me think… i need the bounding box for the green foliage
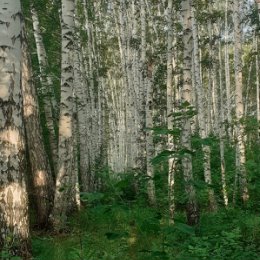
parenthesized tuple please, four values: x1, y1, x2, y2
(31, 166, 260, 260)
(0, 240, 23, 260)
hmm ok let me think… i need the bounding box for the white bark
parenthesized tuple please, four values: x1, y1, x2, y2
(139, 0, 156, 205)
(22, 32, 54, 227)
(233, 0, 249, 202)
(166, 0, 176, 219)
(0, 1, 30, 256)
(52, 0, 78, 230)
(218, 36, 229, 206)
(255, 36, 260, 137)
(31, 7, 58, 170)
(192, 6, 217, 211)
(224, 0, 232, 139)
(181, 0, 199, 225)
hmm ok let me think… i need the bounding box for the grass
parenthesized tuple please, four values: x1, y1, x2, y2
(31, 198, 260, 260)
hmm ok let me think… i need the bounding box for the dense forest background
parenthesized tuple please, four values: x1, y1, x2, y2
(1, 0, 260, 259)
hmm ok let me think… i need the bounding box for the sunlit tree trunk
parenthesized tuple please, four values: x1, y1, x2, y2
(233, 0, 249, 202)
(0, 1, 30, 257)
(181, 0, 199, 225)
(52, 0, 78, 231)
(22, 32, 54, 227)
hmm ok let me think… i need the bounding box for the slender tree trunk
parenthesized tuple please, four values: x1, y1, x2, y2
(52, 0, 78, 231)
(0, 1, 30, 257)
(233, 0, 249, 202)
(255, 36, 260, 138)
(140, 0, 156, 205)
(166, 0, 176, 220)
(31, 6, 58, 171)
(225, 0, 232, 139)
(22, 32, 54, 227)
(181, 0, 199, 226)
(218, 35, 229, 206)
(191, 6, 217, 211)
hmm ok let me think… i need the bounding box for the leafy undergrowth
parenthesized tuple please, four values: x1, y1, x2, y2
(32, 201, 260, 260)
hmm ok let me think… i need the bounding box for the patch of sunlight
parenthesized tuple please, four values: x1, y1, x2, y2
(23, 94, 36, 117)
(0, 129, 20, 154)
(2, 182, 29, 239)
(128, 236, 137, 245)
(59, 115, 72, 138)
(34, 170, 47, 187)
(0, 82, 9, 100)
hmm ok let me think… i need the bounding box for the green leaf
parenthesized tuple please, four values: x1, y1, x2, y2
(178, 148, 195, 157)
(139, 219, 160, 234)
(181, 101, 191, 108)
(80, 192, 105, 203)
(151, 251, 169, 259)
(1, 251, 10, 258)
(146, 127, 181, 136)
(174, 222, 195, 235)
(105, 232, 129, 240)
(151, 150, 176, 165)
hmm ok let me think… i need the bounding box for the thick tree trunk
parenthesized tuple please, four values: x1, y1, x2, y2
(0, 1, 30, 257)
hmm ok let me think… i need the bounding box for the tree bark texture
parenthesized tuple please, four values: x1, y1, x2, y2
(0, 1, 30, 257)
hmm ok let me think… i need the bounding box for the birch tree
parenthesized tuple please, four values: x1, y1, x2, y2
(52, 0, 79, 230)
(31, 6, 58, 170)
(0, 0, 30, 256)
(224, 0, 232, 139)
(191, 5, 217, 211)
(233, 0, 249, 202)
(140, 0, 156, 205)
(22, 32, 54, 227)
(166, 0, 179, 219)
(181, 0, 199, 225)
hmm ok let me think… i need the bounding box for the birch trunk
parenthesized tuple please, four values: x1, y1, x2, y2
(0, 1, 30, 256)
(140, 0, 156, 205)
(256, 36, 260, 138)
(52, 0, 77, 230)
(218, 35, 229, 206)
(31, 6, 58, 170)
(191, 6, 217, 211)
(233, 0, 249, 202)
(166, 0, 176, 219)
(76, 1, 91, 192)
(145, 76, 156, 205)
(224, 0, 232, 139)
(181, 0, 199, 226)
(22, 32, 54, 227)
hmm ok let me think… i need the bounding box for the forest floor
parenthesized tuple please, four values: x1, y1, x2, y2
(31, 192, 260, 260)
